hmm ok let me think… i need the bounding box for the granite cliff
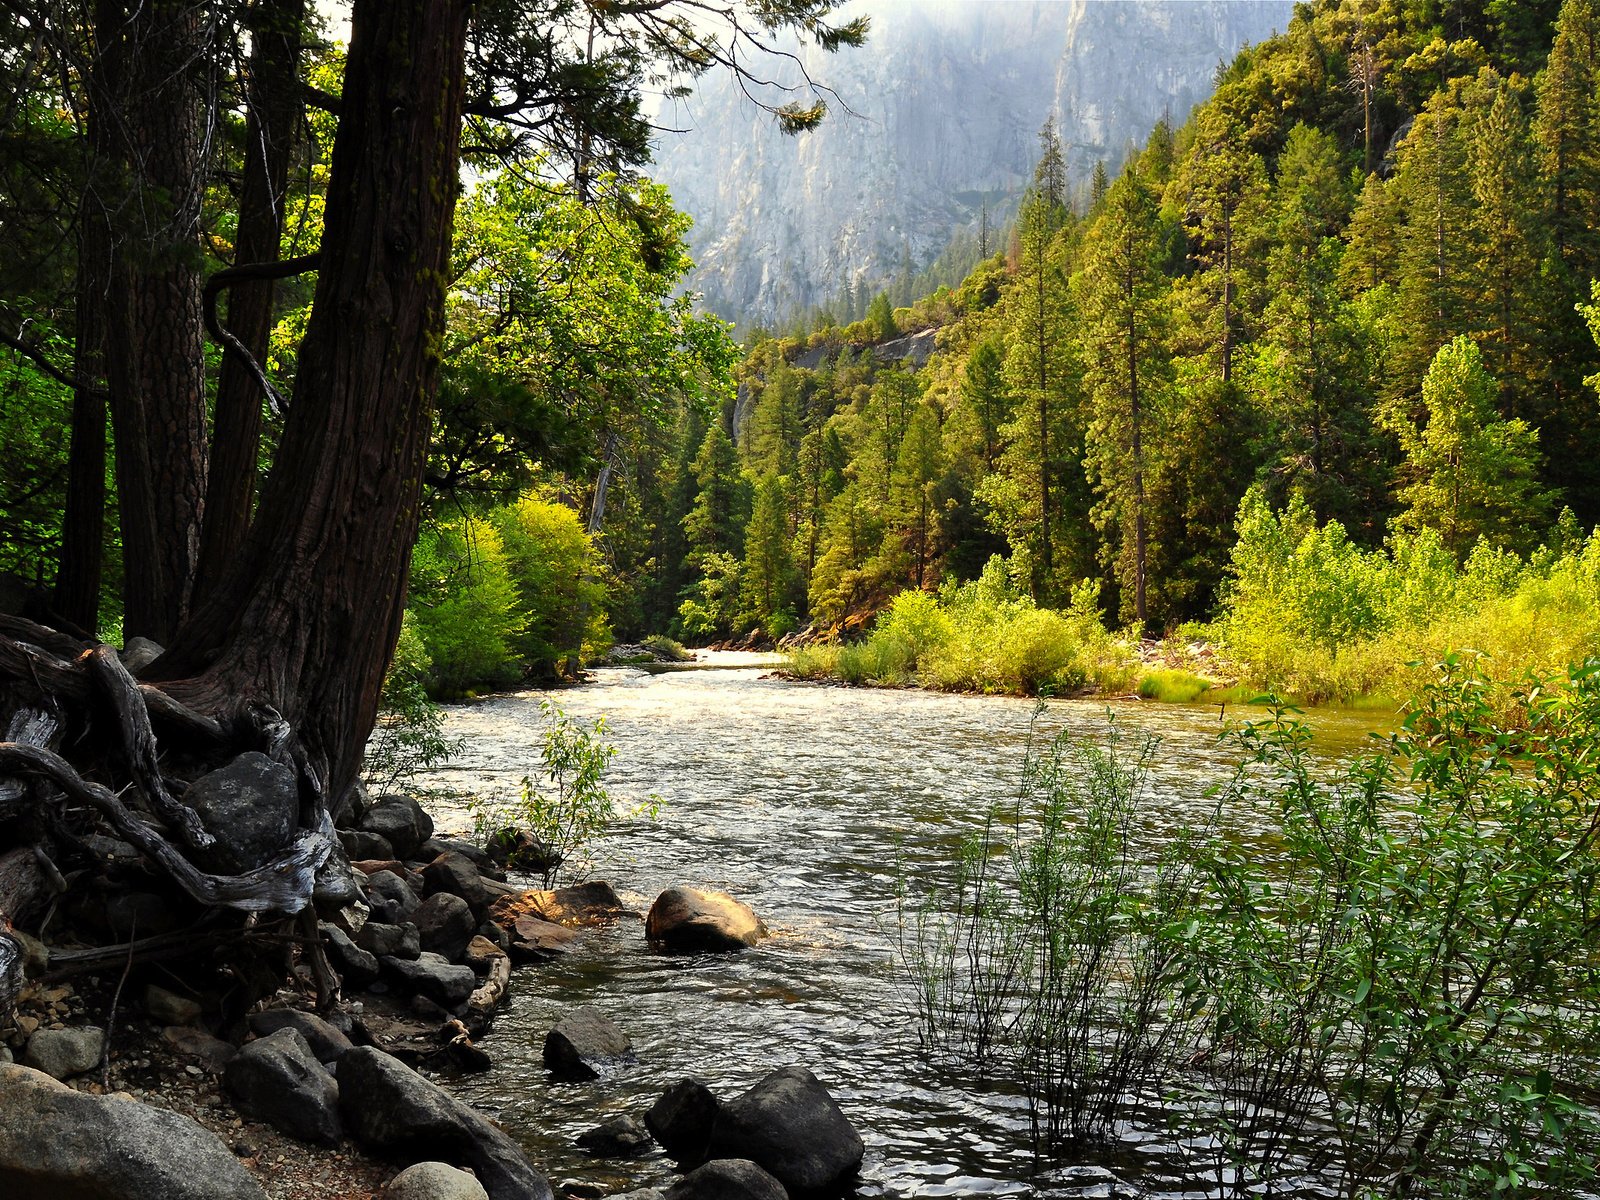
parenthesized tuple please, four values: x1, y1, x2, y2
(650, 0, 1293, 326)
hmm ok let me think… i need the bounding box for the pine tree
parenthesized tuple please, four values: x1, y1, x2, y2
(740, 472, 797, 634)
(1078, 165, 1171, 632)
(1390, 335, 1552, 555)
(683, 421, 746, 565)
(892, 400, 945, 589)
(960, 335, 1010, 468)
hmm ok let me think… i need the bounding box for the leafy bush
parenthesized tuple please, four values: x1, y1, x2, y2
(465, 700, 656, 886)
(408, 516, 523, 695)
(493, 495, 610, 675)
(1215, 487, 1600, 706)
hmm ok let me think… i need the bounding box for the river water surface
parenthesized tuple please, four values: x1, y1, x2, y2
(414, 654, 1391, 1199)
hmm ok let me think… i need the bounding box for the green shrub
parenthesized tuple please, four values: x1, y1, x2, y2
(493, 495, 610, 675)
(408, 516, 523, 695)
(365, 611, 465, 792)
(1136, 667, 1211, 703)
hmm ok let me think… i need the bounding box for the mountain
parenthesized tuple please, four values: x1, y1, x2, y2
(650, 0, 1294, 327)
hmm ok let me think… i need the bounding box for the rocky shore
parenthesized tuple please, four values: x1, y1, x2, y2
(0, 785, 863, 1200)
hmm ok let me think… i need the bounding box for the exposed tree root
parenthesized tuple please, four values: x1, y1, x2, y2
(0, 624, 342, 1025)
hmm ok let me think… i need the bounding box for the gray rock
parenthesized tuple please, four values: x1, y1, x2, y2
(0, 1063, 266, 1199)
(647, 1078, 722, 1165)
(369, 868, 423, 917)
(359, 795, 434, 860)
(315, 853, 370, 923)
(186, 752, 300, 873)
(663, 1159, 788, 1200)
(145, 983, 203, 1026)
(249, 1009, 355, 1063)
(120, 636, 165, 673)
(422, 851, 503, 912)
(577, 1114, 653, 1158)
(383, 951, 477, 1008)
(359, 921, 422, 961)
(225, 1028, 341, 1147)
(21, 1025, 104, 1079)
(160, 1025, 238, 1071)
(706, 1067, 862, 1195)
(384, 1161, 491, 1200)
(338, 1046, 552, 1200)
(543, 1007, 634, 1080)
(342, 829, 397, 861)
(323, 922, 381, 989)
(420, 837, 499, 874)
(414, 891, 477, 962)
(645, 888, 767, 953)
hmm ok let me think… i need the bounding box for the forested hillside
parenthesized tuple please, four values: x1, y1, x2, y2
(580, 0, 1600, 702)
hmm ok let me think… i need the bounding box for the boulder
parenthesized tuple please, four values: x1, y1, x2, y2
(413, 892, 477, 962)
(21, 1026, 104, 1079)
(645, 888, 766, 953)
(248, 1009, 355, 1063)
(338, 1046, 553, 1200)
(186, 752, 299, 873)
(322, 922, 381, 989)
(368, 869, 423, 918)
(663, 1159, 788, 1200)
(646, 1078, 722, 1165)
(0, 1063, 266, 1199)
(543, 1007, 634, 1080)
(420, 837, 500, 875)
(383, 952, 477, 1008)
(341, 829, 396, 862)
(384, 1161, 491, 1200)
(576, 1114, 653, 1157)
(144, 983, 203, 1026)
(359, 795, 434, 860)
(359, 921, 422, 961)
(423, 851, 516, 913)
(506, 915, 577, 963)
(706, 1068, 861, 1195)
(225, 1028, 341, 1147)
(488, 881, 628, 930)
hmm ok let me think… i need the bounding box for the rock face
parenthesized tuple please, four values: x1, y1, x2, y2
(543, 1007, 635, 1080)
(0, 1063, 267, 1200)
(226, 1028, 342, 1147)
(186, 751, 299, 873)
(338, 1046, 553, 1200)
(646, 888, 766, 953)
(651, 0, 1292, 326)
(706, 1067, 863, 1195)
(663, 1159, 789, 1200)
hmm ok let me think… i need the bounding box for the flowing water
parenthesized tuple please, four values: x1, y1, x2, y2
(413, 653, 1393, 1199)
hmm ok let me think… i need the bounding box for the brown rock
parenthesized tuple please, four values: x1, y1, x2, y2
(645, 888, 767, 953)
(487, 881, 629, 930)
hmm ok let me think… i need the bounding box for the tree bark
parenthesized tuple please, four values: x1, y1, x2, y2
(98, 0, 212, 644)
(193, 0, 307, 608)
(157, 0, 472, 804)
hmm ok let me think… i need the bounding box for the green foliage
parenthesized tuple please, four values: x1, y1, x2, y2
(364, 612, 465, 793)
(408, 516, 524, 696)
(1217, 486, 1600, 703)
(465, 700, 655, 887)
(909, 663, 1600, 1193)
(493, 495, 610, 675)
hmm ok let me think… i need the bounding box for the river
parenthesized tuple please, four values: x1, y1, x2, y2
(412, 653, 1393, 1199)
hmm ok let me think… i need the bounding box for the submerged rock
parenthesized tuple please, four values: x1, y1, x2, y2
(577, 1114, 653, 1157)
(543, 1006, 634, 1080)
(645, 888, 766, 953)
(646, 1078, 722, 1165)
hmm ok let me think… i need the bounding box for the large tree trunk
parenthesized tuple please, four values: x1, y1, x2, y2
(192, 0, 307, 608)
(156, 0, 472, 804)
(98, 0, 212, 644)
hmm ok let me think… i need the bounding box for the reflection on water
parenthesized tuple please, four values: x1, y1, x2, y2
(413, 655, 1395, 1198)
